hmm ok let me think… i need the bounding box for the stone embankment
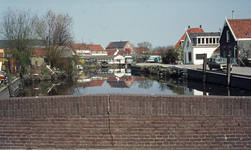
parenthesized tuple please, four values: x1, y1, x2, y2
(0, 94, 250, 149)
(132, 66, 186, 78)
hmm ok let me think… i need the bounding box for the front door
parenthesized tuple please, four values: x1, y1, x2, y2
(188, 52, 192, 63)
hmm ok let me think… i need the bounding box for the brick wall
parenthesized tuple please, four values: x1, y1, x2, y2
(0, 94, 250, 149)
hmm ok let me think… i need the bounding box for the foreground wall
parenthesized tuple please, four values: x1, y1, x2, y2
(0, 94, 250, 149)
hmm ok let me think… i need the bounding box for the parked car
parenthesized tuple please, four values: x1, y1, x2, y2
(147, 56, 161, 63)
(208, 58, 232, 71)
(0, 71, 7, 84)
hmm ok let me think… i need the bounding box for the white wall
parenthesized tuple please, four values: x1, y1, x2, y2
(183, 36, 193, 64)
(193, 47, 216, 64)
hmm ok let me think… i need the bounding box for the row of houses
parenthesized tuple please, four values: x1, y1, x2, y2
(0, 40, 151, 69)
(175, 16, 251, 65)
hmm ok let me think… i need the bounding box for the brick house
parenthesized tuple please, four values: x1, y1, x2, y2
(106, 41, 133, 52)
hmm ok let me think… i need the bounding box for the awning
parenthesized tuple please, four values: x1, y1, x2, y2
(125, 48, 131, 51)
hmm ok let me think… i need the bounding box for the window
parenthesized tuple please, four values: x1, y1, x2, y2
(213, 38, 215, 43)
(229, 47, 232, 57)
(216, 38, 219, 43)
(187, 41, 189, 47)
(209, 38, 212, 43)
(196, 54, 204, 60)
(198, 38, 201, 44)
(188, 52, 192, 61)
(206, 38, 208, 44)
(202, 38, 204, 44)
(226, 30, 230, 43)
(193, 38, 197, 45)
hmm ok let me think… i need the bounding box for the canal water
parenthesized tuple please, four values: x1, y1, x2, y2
(18, 68, 251, 97)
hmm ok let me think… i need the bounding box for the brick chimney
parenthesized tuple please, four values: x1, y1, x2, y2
(188, 26, 190, 30)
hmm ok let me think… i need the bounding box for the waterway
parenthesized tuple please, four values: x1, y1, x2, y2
(17, 68, 251, 97)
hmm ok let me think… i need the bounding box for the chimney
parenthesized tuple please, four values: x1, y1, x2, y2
(232, 10, 234, 19)
(188, 26, 190, 30)
(199, 25, 202, 29)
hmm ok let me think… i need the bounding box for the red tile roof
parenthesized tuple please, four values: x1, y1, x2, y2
(69, 43, 85, 50)
(106, 50, 116, 55)
(227, 19, 251, 39)
(33, 47, 47, 56)
(134, 47, 150, 54)
(105, 50, 129, 55)
(83, 44, 104, 51)
(174, 27, 204, 47)
(152, 49, 168, 55)
(77, 80, 105, 87)
(117, 51, 129, 55)
(69, 43, 104, 51)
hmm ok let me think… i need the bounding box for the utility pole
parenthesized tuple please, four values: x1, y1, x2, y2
(203, 53, 207, 83)
(227, 55, 231, 86)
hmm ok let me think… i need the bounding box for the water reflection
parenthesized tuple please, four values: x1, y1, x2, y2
(18, 68, 251, 97)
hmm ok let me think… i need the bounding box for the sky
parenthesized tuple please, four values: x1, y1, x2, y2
(1, 0, 251, 49)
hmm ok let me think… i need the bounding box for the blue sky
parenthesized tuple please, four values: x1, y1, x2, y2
(1, 0, 251, 48)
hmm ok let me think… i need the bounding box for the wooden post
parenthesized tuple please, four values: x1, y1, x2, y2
(203, 53, 207, 82)
(227, 55, 231, 86)
(4, 61, 14, 97)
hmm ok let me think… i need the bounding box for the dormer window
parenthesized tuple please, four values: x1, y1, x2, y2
(246, 32, 250, 37)
(193, 38, 197, 45)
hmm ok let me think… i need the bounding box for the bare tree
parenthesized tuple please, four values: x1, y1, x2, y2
(137, 41, 153, 52)
(0, 8, 37, 66)
(36, 10, 74, 68)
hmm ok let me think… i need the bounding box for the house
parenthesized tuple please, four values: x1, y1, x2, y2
(70, 43, 106, 56)
(83, 43, 106, 56)
(107, 76, 134, 88)
(31, 45, 74, 68)
(106, 49, 130, 56)
(183, 32, 220, 64)
(106, 41, 136, 56)
(31, 47, 47, 66)
(106, 41, 133, 52)
(219, 19, 251, 64)
(174, 25, 204, 48)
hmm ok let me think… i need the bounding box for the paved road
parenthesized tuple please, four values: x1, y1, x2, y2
(136, 63, 251, 76)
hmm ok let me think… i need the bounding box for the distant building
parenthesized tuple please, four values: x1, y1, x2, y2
(105, 41, 139, 57)
(183, 32, 220, 64)
(174, 25, 204, 48)
(70, 43, 106, 56)
(106, 41, 133, 51)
